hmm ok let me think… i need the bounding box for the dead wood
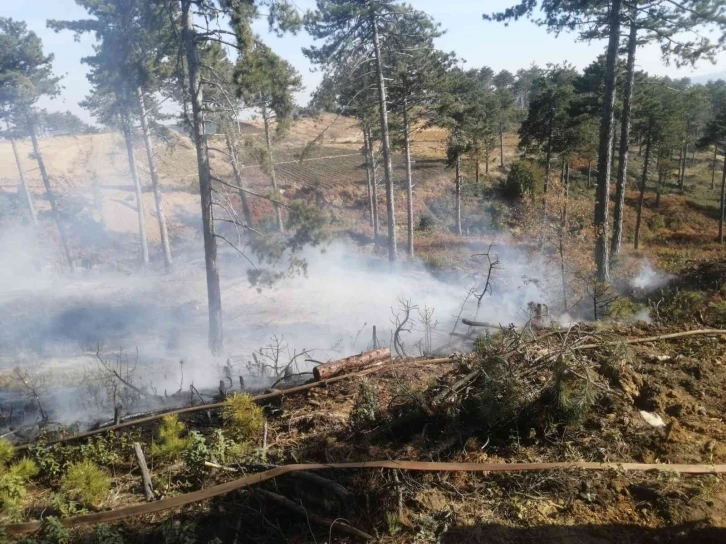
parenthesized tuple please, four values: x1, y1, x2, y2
(462, 318, 503, 329)
(313, 348, 391, 381)
(14, 356, 452, 451)
(133, 442, 154, 502)
(6, 460, 726, 536)
(254, 488, 374, 541)
(431, 368, 482, 405)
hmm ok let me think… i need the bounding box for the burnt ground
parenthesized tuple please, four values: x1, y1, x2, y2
(11, 321, 726, 544)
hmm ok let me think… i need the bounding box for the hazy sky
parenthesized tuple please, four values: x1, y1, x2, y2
(3, 0, 726, 123)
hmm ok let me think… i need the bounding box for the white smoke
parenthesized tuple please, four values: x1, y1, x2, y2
(631, 260, 671, 291)
(0, 224, 557, 428)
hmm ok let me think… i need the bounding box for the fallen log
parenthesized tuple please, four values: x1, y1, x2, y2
(14, 356, 452, 451)
(461, 319, 503, 329)
(5, 460, 726, 536)
(313, 348, 391, 381)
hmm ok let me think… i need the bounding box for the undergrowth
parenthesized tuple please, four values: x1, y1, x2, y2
(60, 461, 110, 507)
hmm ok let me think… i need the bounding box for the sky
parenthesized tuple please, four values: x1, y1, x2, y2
(3, 0, 726, 123)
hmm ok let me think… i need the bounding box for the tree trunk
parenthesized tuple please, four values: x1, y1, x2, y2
(402, 102, 414, 258)
(594, 0, 622, 282)
(182, 0, 222, 354)
(559, 161, 570, 312)
(720, 140, 726, 244)
(634, 132, 652, 250)
(611, 14, 637, 261)
(262, 107, 284, 232)
(121, 116, 150, 267)
(362, 129, 374, 229)
(712, 144, 718, 191)
(29, 117, 74, 272)
(656, 169, 663, 209)
(313, 348, 391, 381)
(587, 159, 592, 188)
(475, 160, 480, 184)
(544, 114, 553, 217)
(371, 16, 397, 261)
(678, 138, 686, 193)
(225, 131, 252, 226)
(136, 87, 172, 271)
(366, 127, 379, 241)
(499, 120, 505, 169)
(8, 130, 37, 225)
(455, 153, 462, 236)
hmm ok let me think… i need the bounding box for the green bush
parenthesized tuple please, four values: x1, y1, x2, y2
(60, 461, 111, 507)
(647, 214, 666, 231)
(221, 394, 264, 443)
(0, 439, 39, 521)
(349, 380, 380, 430)
(665, 212, 685, 231)
(152, 414, 189, 461)
(500, 161, 534, 201)
(656, 290, 707, 324)
(606, 297, 646, 321)
(416, 214, 436, 232)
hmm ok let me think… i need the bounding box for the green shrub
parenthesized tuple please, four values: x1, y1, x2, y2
(606, 297, 646, 320)
(656, 290, 707, 324)
(221, 394, 264, 442)
(152, 414, 189, 461)
(500, 161, 534, 200)
(665, 212, 685, 231)
(416, 214, 436, 232)
(37, 516, 70, 544)
(349, 380, 380, 430)
(0, 439, 39, 520)
(647, 214, 666, 231)
(92, 525, 126, 544)
(60, 461, 111, 507)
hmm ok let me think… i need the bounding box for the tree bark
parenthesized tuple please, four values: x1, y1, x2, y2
(362, 129, 374, 229)
(133, 442, 154, 502)
(225, 131, 252, 227)
(371, 15, 397, 261)
(262, 107, 284, 232)
(475, 160, 480, 184)
(313, 348, 391, 381)
(634, 132, 652, 250)
(594, 0, 622, 282)
(587, 159, 592, 188)
(121, 116, 150, 267)
(366, 127, 379, 241)
(499, 120, 505, 169)
(611, 14, 637, 261)
(712, 144, 718, 191)
(455, 153, 462, 236)
(8, 131, 37, 225)
(720, 140, 726, 244)
(678, 138, 686, 193)
(28, 116, 74, 272)
(136, 87, 172, 271)
(544, 113, 553, 216)
(402, 101, 414, 258)
(182, 0, 223, 355)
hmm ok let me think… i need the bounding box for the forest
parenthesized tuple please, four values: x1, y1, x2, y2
(2, 0, 726, 542)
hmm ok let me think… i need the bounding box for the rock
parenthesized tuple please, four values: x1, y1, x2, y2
(639, 410, 666, 428)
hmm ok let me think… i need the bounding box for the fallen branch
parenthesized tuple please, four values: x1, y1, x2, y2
(313, 348, 391, 381)
(254, 488, 373, 541)
(573, 329, 726, 350)
(6, 460, 725, 536)
(133, 443, 154, 502)
(461, 319, 504, 329)
(15, 356, 452, 451)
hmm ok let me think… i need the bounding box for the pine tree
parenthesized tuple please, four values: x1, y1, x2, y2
(0, 17, 73, 270)
(386, 10, 451, 257)
(50, 0, 175, 270)
(304, 0, 413, 261)
(486, 0, 726, 281)
(698, 102, 726, 242)
(234, 41, 303, 232)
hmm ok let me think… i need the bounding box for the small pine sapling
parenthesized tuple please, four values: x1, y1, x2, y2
(221, 394, 264, 443)
(151, 414, 190, 461)
(60, 461, 111, 508)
